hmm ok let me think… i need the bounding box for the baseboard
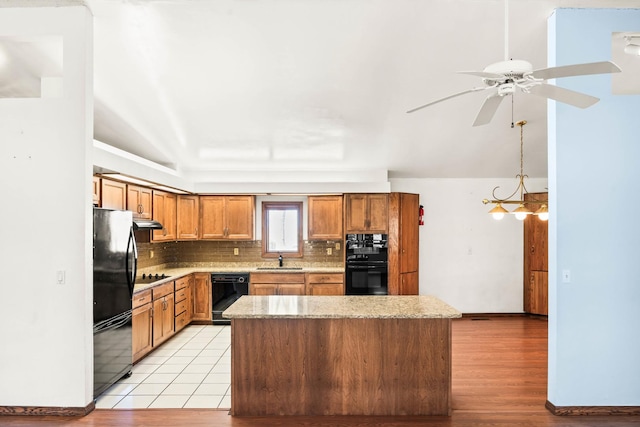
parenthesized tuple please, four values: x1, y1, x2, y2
(546, 400, 640, 416)
(461, 313, 527, 319)
(0, 401, 94, 416)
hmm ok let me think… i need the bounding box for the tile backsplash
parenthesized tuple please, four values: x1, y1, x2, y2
(136, 236, 343, 270)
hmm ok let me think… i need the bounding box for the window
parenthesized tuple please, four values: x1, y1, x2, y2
(262, 202, 303, 258)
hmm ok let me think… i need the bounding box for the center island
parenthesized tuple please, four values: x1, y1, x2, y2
(223, 295, 461, 417)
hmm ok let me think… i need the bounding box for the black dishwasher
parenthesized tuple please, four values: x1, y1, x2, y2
(211, 273, 249, 324)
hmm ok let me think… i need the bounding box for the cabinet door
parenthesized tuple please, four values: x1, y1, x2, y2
(525, 193, 548, 272)
(251, 283, 278, 296)
(307, 283, 344, 295)
(345, 194, 368, 233)
(199, 196, 226, 239)
(528, 271, 548, 315)
(226, 196, 254, 240)
(152, 297, 169, 346)
(308, 196, 343, 240)
(278, 284, 305, 295)
(399, 193, 419, 274)
(92, 177, 101, 206)
(192, 273, 211, 321)
(127, 185, 152, 219)
(132, 303, 153, 362)
(399, 272, 419, 295)
(177, 195, 200, 240)
(367, 194, 389, 233)
(101, 178, 127, 210)
(345, 194, 388, 233)
(152, 191, 177, 242)
(163, 293, 175, 340)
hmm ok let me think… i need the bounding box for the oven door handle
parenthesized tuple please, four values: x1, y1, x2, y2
(346, 265, 387, 270)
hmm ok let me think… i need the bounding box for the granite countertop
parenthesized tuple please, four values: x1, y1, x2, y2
(133, 264, 345, 292)
(222, 295, 462, 319)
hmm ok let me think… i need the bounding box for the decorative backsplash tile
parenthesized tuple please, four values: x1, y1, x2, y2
(137, 238, 343, 270)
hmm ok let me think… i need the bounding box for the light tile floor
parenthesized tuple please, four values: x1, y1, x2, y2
(95, 324, 231, 409)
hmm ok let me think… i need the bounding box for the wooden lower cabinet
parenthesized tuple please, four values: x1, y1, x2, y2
(174, 276, 192, 332)
(526, 271, 548, 315)
(250, 273, 306, 296)
(152, 282, 175, 348)
(399, 272, 419, 295)
(192, 273, 212, 322)
(132, 289, 153, 363)
(306, 273, 344, 296)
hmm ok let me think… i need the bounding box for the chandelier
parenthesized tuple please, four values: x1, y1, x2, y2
(482, 120, 548, 221)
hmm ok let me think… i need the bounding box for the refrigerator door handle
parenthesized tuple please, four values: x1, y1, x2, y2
(126, 227, 138, 297)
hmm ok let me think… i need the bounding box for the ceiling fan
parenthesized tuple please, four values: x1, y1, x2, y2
(407, 1, 622, 126)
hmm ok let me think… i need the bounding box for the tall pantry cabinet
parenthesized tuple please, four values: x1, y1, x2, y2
(523, 192, 548, 315)
(387, 193, 420, 295)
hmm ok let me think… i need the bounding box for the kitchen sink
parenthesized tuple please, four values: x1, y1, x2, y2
(256, 267, 303, 270)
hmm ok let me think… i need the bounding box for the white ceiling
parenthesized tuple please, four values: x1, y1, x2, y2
(8, 0, 640, 184)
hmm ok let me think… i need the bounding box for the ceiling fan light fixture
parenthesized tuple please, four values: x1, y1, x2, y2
(624, 43, 640, 56)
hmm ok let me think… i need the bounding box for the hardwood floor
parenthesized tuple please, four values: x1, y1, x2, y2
(3, 317, 640, 426)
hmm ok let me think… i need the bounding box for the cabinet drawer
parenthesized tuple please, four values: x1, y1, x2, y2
(132, 289, 152, 308)
(175, 299, 188, 316)
(251, 272, 305, 284)
(175, 276, 190, 291)
(153, 282, 174, 300)
(175, 287, 188, 302)
(175, 311, 188, 331)
(307, 273, 343, 284)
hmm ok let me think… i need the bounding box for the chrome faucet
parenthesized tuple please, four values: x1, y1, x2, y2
(278, 253, 283, 267)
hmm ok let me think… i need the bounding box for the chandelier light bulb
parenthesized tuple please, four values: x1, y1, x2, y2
(515, 211, 528, 220)
(488, 203, 508, 220)
(538, 212, 549, 221)
(492, 212, 505, 220)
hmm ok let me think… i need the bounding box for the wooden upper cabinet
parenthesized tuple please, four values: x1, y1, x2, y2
(92, 177, 101, 206)
(200, 195, 254, 240)
(127, 185, 152, 219)
(100, 178, 127, 210)
(152, 190, 177, 242)
(345, 193, 388, 233)
(177, 195, 199, 240)
(308, 195, 343, 240)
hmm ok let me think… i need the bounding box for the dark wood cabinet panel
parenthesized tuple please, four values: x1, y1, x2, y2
(523, 192, 548, 315)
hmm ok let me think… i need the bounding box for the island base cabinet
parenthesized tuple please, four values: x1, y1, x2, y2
(230, 317, 452, 416)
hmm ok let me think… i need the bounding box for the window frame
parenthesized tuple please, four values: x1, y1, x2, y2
(261, 201, 303, 258)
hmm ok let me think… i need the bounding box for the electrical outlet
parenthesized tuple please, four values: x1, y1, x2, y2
(234, 248, 239, 256)
(562, 269, 571, 283)
(335, 242, 340, 250)
(326, 248, 332, 255)
(150, 250, 154, 259)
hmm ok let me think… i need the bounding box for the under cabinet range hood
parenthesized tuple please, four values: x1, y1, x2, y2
(132, 218, 163, 230)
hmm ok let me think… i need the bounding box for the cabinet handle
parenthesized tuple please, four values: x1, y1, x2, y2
(138, 204, 143, 214)
(195, 227, 198, 236)
(530, 246, 535, 254)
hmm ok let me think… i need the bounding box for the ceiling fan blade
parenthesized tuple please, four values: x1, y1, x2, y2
(528, 83, 599, 108)
(530, 61, 621, 80)
(458, 70, 504, 79)
(407, 87, 485, 114)
(472, 92, 504, 126)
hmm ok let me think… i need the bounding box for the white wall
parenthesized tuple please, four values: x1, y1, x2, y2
(391, 177, 547, 313)
(548, 8, 640, 407)
(0, 6, 93, 408)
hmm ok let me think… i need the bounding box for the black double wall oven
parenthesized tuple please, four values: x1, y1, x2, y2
(345, 233, 388, 295)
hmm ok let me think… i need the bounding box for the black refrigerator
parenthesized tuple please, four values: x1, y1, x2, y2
(93, 208, 137, 399)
